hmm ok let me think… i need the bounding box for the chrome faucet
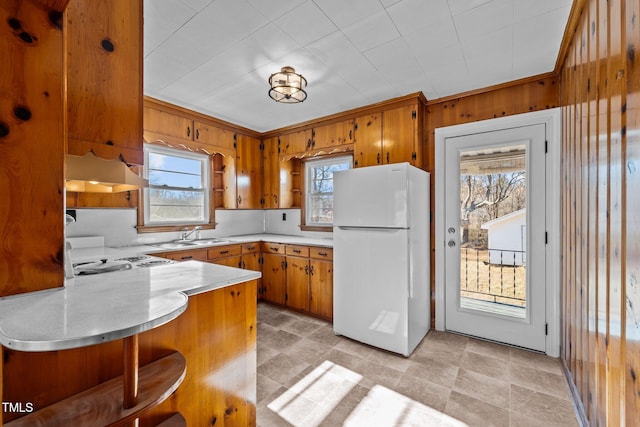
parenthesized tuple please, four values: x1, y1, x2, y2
(181, 226, 202, 241)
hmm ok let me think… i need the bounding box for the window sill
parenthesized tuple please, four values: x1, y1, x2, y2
(299, 225, 332, 232)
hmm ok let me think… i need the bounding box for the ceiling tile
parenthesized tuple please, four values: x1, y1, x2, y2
(274, 1, 337, 46)
(143, 0, 197, 56)
(514, 0, 573, 21)
(178, 0, 213, 12)
(453, 0, 513, 42)
(342, 9, 400, 52)
(313, 0, 384, 28)
(246, 0, 306, 20)
(387, 0, 451, 38)
(242, 23, 301, 63)
(447, 0, 492, 16)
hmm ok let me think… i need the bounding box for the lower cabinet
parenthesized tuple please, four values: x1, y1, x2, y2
(261, 243, 286, 305)
(262, 242, 333, 321)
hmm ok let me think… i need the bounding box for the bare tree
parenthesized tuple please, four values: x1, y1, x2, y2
(460, 172, 526, 244)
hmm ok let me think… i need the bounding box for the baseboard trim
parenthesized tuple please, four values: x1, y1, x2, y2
(560, 358, 589, 427)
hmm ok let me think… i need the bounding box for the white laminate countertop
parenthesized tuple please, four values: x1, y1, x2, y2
(0, 261, 260, 352)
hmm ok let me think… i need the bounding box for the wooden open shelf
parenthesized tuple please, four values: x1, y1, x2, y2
(5, 352, 186, 427)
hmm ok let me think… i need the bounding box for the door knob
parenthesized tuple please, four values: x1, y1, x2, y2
(448, 227, 455, 234)
(448, 240, 456, 247)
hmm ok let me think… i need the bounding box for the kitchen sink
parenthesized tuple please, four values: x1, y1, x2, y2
(152, 242, 197, 249)
(188, 238, 229, 245)
(151, 239, 229, 250)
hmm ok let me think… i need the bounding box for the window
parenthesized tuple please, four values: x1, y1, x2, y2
(305, 155, 352, 227)
(143, 145, 210, 225)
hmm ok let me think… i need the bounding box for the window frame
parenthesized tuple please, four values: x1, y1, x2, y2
(142, 144, 211, 227)
(302, 154, 353, 230)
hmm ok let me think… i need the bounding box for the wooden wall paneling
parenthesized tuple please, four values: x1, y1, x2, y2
(559, 0, 640, 424)
(0, 0, 64, 297)
(595, 1, 609, 424)
(608, 0, 625, 425)
(586, 0, 599, 421)
(64, 0, 143, 165)
(625, 0, 640, 424)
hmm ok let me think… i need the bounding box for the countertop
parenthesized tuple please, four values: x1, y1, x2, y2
(0, 261, 261, 352)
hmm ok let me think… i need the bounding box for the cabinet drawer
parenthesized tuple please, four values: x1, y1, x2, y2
(286, 245, 309, 257)
(159, 249, 207, 262)
(310, 247, 333, 260)
(207, 244, 241, 259)
(241, 242, 259, 254)
(262, 242, 285, 254)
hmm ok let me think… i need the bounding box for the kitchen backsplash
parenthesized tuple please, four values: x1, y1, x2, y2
(66, 208, 331, 247)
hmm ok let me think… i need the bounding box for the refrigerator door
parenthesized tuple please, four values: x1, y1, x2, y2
(334, 163, 409, 228)
(333, 226, 410, 355)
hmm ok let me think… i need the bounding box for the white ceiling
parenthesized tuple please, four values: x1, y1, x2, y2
(144, 0, 573, 132)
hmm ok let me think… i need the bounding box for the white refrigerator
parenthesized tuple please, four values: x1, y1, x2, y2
(333, 163, 430, 357)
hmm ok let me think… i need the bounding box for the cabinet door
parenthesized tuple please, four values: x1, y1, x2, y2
(313, 119, 354, 149)
(194, 121, 235, 153)
(65, 0, 143, 165)
(354, 113, 382, 167)
(262, 253, 286, 304)
(279, 129, 311, 156)
(236, 134, 263, 208)
(382, 104, 418, 165)
(210, 255, 242, 268)
(286, 256, 310, 311)
(309, 259, 333, 320)
(144, 106, 193, 141)
(262, 137, 280, 208)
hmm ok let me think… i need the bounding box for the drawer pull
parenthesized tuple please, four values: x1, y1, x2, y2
(318, 252, 328, 256)
(293, 249, 301, 253)
(270, 246, 279, 252)
(247, 245, 255, 250)
(219, 250, 229, 254)
(181, 256, 193, 260)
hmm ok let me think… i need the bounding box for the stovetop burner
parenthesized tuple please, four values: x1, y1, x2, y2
(115, 255, 152, 263)
(136, 260, 173, 267)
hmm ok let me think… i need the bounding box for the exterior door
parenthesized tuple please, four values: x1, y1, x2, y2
(444, 124, 546, 351)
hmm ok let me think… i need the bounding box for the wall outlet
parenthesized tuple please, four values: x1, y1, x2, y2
(282, 213, 287, 221)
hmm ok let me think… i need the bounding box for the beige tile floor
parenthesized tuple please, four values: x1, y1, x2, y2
(256, 302, 579, 427)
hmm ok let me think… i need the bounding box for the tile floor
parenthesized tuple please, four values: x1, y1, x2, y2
(256, 302, 579, 427)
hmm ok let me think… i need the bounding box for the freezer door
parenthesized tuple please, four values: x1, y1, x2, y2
(334, 164, 408, 228)
(333, 226, 410, 355)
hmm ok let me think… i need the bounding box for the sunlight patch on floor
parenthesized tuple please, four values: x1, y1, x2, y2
(267, 361, 468, 427)
(267, 360, 362, 426)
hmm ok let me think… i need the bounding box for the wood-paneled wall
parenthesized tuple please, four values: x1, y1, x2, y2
(425, 75, 560, 322)
(559, 0, 640, 425)
(0, 0, 65, 297)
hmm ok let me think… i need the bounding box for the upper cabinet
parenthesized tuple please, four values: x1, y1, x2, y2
(382, 104, 421, 166)
(194, 121, 235, 153)
(65, 0, 143, 165)
(313, 119, 354, 150)
(353, 113, 382, 167)
(144, 106, 192, 141)
(279, 128, 311, 156)
(235, 134, 263, 209)
(354, 103, 422, 168)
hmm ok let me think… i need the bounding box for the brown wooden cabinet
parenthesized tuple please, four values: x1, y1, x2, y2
(261, 243, 286, 304)
(313, 119, 355, 149)
(206, 244, 242, 267)
(155, 248, 208, 262)
(354, 113, 383, 167)
(262, 137, 280, 208)
(309, 248, 333, 319)
(235, 134, 263, 208)
(285, 254, 310, 311)
(193, 120, 235, 152)
(65, 0, 143, 165)
(354, 104, 422, 167)
(144, 106, 193, 142)
(279, 128, 312, 156)
(382, 104, 421, 166)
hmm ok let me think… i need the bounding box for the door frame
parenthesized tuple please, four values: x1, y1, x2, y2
(434, 108, 561, 357)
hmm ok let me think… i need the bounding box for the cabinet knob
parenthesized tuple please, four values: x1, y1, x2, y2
(195, 129, 200, 139)
(187, 126, 191, 137)
(386, 152, 390, 163)
(237, 195, 242, 205)
(376, 153, 381, 164)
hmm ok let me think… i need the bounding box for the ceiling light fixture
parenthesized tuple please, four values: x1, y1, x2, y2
(268, 66, 307, 103)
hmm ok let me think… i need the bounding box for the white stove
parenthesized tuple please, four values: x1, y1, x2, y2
(73, 255, 174, 275)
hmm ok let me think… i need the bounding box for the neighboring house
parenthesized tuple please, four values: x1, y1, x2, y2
(481, 209, 526, 266)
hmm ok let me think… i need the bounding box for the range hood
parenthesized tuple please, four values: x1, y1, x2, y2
(65, 152, 148, 193)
